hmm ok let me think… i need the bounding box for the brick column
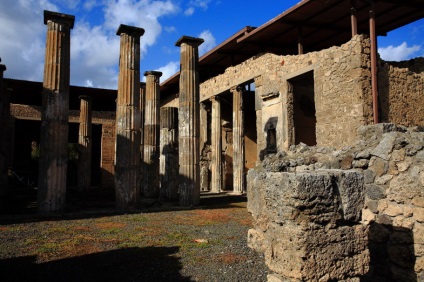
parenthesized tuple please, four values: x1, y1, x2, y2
(231, 85, 245, 194)
(38, 11, 74, 214)
(77, 95, 92, 191)
(175, 36, 204, 207)
(0, 62, 8, 204)
(115, 24, 144, 210)
(142, 71, 162, 198)
(210, 96, 222, 193)
(159, 107, 179, 201)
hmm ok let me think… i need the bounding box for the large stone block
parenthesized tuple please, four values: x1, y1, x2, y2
(247, 169, 368, 281)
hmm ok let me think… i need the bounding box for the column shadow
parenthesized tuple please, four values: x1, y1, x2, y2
(1, 246, 193, 282)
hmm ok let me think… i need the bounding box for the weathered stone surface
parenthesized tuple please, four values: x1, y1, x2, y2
(365, 184, 386, 200)
(142, 71, 162, 199)
(38, 11, 74, 214)
(114, 24, 144, 210)
(77, 96, 92, 191)
(176, 36, 204, 207)
(231, 85, 245, 194)
(247, 169, 368, 281)
(159, 107, 179, 201)
(248, 124, 424, 281)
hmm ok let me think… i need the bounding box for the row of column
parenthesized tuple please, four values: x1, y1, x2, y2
(208, 87, 245, 194)
(38, 9, 246, 213)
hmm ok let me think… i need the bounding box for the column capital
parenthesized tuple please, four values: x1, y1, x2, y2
(44, 10, 75, 29)
(0, 64, 6, 73)
(144, 71, 163, 78)
(210, 95, 220, 102)
(230, 85, 244, 94)
(79, 95, 91, 100)
(140, 82, 146, 88)
(116, 24, 145, 37)
(175, 36, 204, 47)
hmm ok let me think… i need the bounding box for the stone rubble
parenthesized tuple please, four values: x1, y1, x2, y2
(247, 123, 424, 281)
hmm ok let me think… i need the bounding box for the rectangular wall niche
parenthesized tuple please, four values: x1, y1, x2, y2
(288, 70, 316, 146)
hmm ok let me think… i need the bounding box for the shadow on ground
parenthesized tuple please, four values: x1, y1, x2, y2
(0, 186, 247, 225)
(1, 247, 192, 282)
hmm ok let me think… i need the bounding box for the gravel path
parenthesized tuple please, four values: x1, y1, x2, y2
(0, 192, 269, 282)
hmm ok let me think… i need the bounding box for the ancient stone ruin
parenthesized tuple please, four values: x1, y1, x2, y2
(248, 124, 424, 281)
(1, 1, 424, 280)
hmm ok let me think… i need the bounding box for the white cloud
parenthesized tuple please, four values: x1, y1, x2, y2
(189, 0, 211, 9)
(0, 0, 58, 81)
(184, 7, 194, 16)
(198, 30, 216, 56)
(0, 0, 179, 88)
(378, 42, 421, 61)
(71, 21, 120, 88)
(164, 26, 176, 33)
(156, 61, 179, 82)
(103, 0, 178, 58)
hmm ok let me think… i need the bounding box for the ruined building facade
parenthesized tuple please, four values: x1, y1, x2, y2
(1, 0, 424, 280)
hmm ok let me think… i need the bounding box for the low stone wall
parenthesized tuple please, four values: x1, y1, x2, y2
(247, 123, 424, 281)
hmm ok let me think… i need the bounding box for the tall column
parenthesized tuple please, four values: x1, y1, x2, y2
(140, 82, 146, 164)
(159, 107, 179, 201)
(115, 24, 144, 210)
(175, 36, 204, 207)
(77, 95, 92, 191)
(38, 11, 74, 214)
(0, 62, 8, 205)
(369, 3, 379, 124)
(142, 71, 162, 198)
(210, 96, 222, 193)
(231, 85, 245, 194)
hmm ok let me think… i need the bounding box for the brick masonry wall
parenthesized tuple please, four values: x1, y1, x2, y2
(101, 123, 115, 188)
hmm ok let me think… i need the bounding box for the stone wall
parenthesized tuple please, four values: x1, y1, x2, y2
(378, 57, 424, 126)
(200, 34, 373, 151)
(247, 123, 424, 281)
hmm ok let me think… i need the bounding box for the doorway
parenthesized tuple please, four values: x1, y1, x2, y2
(289, 71, 316, 146)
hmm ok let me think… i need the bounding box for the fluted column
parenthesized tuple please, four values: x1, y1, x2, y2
(0, 62, 8, 203)
(140, 82, 146, 163)
(115, 24, 144, 210)
(142, 71, 162, 198)
(231, 85, 245, 194)
(77, 95, 92, 191)
(159, 107, 179, 201)
(38, 11, 74, 214)
(210, 96, 222, 193)
(175, 36, 204, 207)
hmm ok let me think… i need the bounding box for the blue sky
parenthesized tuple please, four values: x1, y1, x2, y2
(0, 0, 423, 89)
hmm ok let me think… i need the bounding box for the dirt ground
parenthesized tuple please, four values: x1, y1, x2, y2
(0, 188, 269, 281)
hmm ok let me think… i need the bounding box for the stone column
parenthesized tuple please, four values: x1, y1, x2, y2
(38, 11, 74, 214)
(142, 71, 162, 198)
(77, 95, 92, 191)
(231, 85, 245, 194)
(140, 82, 146, 163)
(0, 62, 8, 205)
(175, 36, 204, 207)
(199, 102, 209, 192)
(210, 96, 222, 193)
(159, 107, 179, 201)
(115, 24, 144, 210)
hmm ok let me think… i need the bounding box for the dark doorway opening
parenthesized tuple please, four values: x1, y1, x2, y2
(289, 71, 316, 146)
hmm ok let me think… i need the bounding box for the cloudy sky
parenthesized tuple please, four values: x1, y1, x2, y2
(1, 0, 423, 89)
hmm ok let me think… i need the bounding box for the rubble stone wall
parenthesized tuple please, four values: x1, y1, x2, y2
(378, 57, 424, 126)
(247, 123, 424, 281)
(200, 35, 373, 151)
